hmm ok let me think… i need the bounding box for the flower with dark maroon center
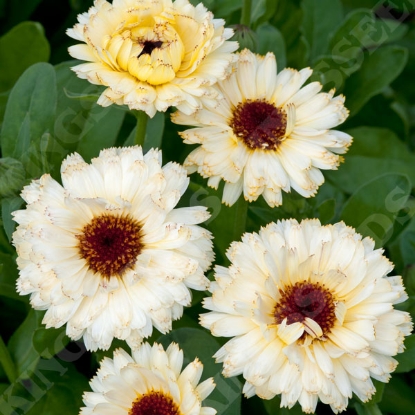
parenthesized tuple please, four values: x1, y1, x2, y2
(274, 281, 336, 337)
(129, 391, 181, 415)
(77, 213, 143, 279)
(230, 99, 287, 151)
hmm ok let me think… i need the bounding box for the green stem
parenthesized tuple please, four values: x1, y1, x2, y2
(134, 110, 149, 147)
(232, 194, 248, 243)
(240, 0, 252, 27)
(0, 335, 17, 383)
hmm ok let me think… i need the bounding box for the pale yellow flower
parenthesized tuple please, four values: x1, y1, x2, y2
(172, 49, 352, 207)
(67, 0, 238, 117)
(200, 219, 412, 413)
(80, 343, 216, 415)
(12, 146, 214, 351)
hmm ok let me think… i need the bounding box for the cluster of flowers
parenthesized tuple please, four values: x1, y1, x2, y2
(11, 0, 412, 414)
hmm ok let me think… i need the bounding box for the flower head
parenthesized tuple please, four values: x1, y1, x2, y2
(200, 219, 412, 413)
(67, 0, 238, 117)
(12, 146, 214, 351)
(172, 49, 352, 207)
(80, 342, 216, 415)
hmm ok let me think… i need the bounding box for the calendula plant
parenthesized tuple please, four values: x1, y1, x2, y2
(0, 1, 415, 415)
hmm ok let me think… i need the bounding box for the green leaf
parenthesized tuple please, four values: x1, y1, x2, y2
(256, 23, 286, 69)
(315, 9, 408, 91)
(7, 310, 42, 379)
(0, 22, 50, 92)
(123, 111, 165, 151)
(340, 173, 411, 247)
(271, 1, 309, 68)
(395, 334, 415, 373)
(343, 45, 408, 115)
(251, 0, 267, 24)
(379, 376, 415, 415)
(326, 127, 415, 194)
(0, 359, 88, 415)
(75, 106, 126, 161)
(300, 0, 343, 62)
(158, 328, 242, 415)
(0, 62, 56, 161)
(0, 158, 25, 198)
(0, 252, 23, 302)
(33, 327, 70, 360)
(252, 0, 278, 29)
(55, 61, 128, 163)
(1, 196, 23, 241)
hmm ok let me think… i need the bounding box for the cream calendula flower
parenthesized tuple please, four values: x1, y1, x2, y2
(172, 49, 352, 207)
(12, 146, 214, 351)
(67, 0, 238, 117)
(200, 219, 412, 413)
(80, 342, 216, 415)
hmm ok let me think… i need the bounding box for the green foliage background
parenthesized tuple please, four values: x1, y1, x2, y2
(0, 0, 415, 414)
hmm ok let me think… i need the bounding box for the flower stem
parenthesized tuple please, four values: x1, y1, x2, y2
(134, 110, 149, 147)
(232, 195, 248, 243)
(241, 0, 252, 27)
(0, 335, 17, 383)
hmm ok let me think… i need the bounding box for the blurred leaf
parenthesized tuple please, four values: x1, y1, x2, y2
(0, 158, 25, 198)
(144, 111, 165, 152)
(33, 327, 70, 360)
(1, 197, 23, 241)
(251, 0, 267, 24)
(123, 111, 165, 151)
(310, 53, 362, 92)
(271, 1, 309, 68)
(326, 127, 415, 194)
(317, 198, 336, 224)
(315, 9, 408, 91)
(346, 93, 408, 140)
(0, 252, 22, 302)
(394, 25, 415, 103)
(0, 90, 8, 128)
(0, 359, 88, 415)
(7, 310, 42, 379)
(213, 0, 242, 18)
(256, 23, 286, 69)
(63, 87, 102, 102)
(252, 0, 278, 29)
(264, 395, 304, 414)
(55, 61, 128, 164)
(159, 328, 242, 415)
(75, 106, 125, 161)
(343, 45, 408, 115)
(300, 0, 343, 62)
(395, 334, 415, 373)
(0, 62, 56, 163)
(379, 376, 415, 415)
(0, 22, 50, 92)
(5, 1, 43, 30)
(340, 173, 411, 247)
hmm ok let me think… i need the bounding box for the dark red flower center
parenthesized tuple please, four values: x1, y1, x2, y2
(139, 40, 163, 57)
(129, 391, 181, 415)
(230, 99, 287, 150)
(77, 213, 142, 278)
(274, 281, 336, 336)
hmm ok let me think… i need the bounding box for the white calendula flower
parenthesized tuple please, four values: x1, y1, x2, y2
(12, 146, 214, 351)
(80, 342, 216, 415)
(67, 0, 238, 117)
(200, 219, 412, 413)
(172, 49, 352, 207)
